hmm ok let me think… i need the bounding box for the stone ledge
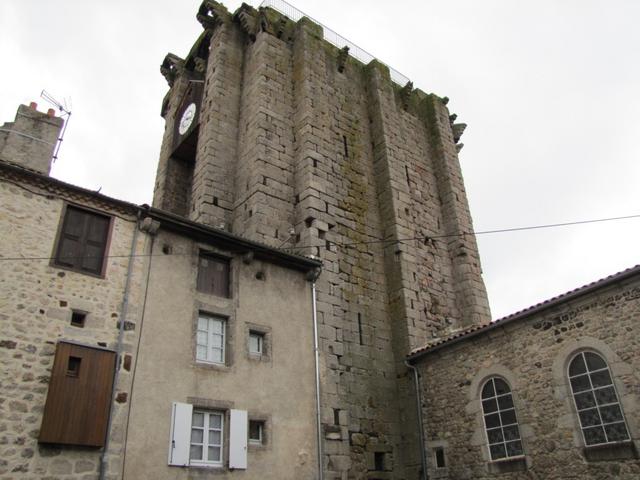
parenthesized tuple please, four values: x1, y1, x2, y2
(583, 441, 638, 462)
(487, 456, 527, 474)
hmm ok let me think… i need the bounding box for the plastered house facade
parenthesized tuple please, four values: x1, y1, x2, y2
(0, 1, 638, 479)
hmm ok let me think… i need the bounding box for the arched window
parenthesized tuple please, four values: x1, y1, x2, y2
(568, 351, 630, 446)
(481, 377, 524, 460)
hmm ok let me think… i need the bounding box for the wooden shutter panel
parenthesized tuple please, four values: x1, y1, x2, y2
(80, 213, 110, 274)
(168, 402, 193, 466)
(39, 342, 116, 447)
(197, 255, 230, 297)
(56, 207, 86, 268)
(229, 409, 248, 469)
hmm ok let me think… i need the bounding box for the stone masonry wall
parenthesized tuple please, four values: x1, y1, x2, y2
(152, 3, 491, 478)
(0, 169, 148, 479)
(416, 275, 640, 479)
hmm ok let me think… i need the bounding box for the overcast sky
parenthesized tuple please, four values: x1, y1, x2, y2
(2, 0, 639, 319)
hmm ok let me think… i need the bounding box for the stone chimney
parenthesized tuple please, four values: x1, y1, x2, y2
(0, 103, 65, 175)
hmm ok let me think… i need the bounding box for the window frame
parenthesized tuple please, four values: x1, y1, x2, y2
(248, 331, 264, 356)
(51, 203, 113, 278)
(248, 419, 264, 445)
(480, 376, 525, 461)
(196, 252, 231, 298)
(567, 350, 631, 447)
(189, 410, 224, 467)
(195, 313, 226, 365)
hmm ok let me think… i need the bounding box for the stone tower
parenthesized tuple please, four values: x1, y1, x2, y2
(153, 1, 491, 478)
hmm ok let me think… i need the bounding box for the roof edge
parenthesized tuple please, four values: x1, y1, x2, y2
(408, 264, 640, 362)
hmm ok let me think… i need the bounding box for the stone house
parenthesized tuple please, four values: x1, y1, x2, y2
(408, 266, 640, 479)
(0, 102, 322, 479)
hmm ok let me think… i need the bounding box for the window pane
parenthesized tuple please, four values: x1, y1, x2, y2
(249, 421, 262, 440)
(208, 446, 221, 462)
(494, 378, 510, 395)
(197, 331, 208, 346)
(570, 374, 590, 393)
(485, 413, 500, 429)
(191, 428, 203, 443)
(503, 425, 520, 441)
(574, 391, 596, 410)
(489, 443, 506, 460)
(198, 318, 208, 331)
(594, 386, 617, 405)
(210, 414, 222, 429)
(585, 352, 606, 372)
(211, 347, 223, 363)
(210, 319, 223, 334)
(482, 398, 498, 414)
(211, 333, 223, 348)
(497, 394, 514, 410)
(590, 370, 612, 388)
(604, 422, 629, 442)
(583, 426, 606, 445)
(506, 440, 523, 456)
(600, 405, 623, 424)
(500, 409, 517, 426)
(579, 408, 600, 427)
(209, 430, 221, 445)
(481, 380, 495, 399)
(569, 354, 587, 376)
(192, 412, 204, 427)
(189, 445, 203, 460)
(196, 345, 207, 360)
(249, 334, 262, 354)
(487, 428, 503, 444)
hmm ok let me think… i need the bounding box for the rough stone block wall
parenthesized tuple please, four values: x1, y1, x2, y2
(152, 4, 491, 478)
(0, 169, 148, 479)
(416, 277, 640, 479)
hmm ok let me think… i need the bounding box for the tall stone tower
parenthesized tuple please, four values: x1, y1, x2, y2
(153, 1, 491, 477)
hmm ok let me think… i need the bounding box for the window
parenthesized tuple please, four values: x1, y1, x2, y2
(169, 403, 247, 470)
(249, 331, 263, 355)
(54, 205, 111, 276)
(70, 310, 86, 328)
(197, 254, 230, 297)
(568, 351, 630, 446)
(190, 411, 224, 466)
(66, 356, 81, 377)
(481, 377, 524, 460)
(435, 447, 446, 469)
(196, 314, 225, 364)
(249, 420, 264, 445)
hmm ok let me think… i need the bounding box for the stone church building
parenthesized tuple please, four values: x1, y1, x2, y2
(0, 1, 638, 479)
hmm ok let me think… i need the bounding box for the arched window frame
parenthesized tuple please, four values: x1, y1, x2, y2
(480, 376, 525, 461)
(567, 350, 631, 447)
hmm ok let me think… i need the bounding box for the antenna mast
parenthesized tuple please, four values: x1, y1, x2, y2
(40, 90, 72, 162)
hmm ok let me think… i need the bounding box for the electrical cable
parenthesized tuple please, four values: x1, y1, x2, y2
(1, 213, 639, 262)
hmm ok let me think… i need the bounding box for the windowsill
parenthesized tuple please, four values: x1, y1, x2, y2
(51, 263, 106, 279)
(583, 441, 638, 462)
(194, 360, 229, 372)
(487, 455, 527, 474)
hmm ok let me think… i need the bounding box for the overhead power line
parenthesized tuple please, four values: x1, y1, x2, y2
(1, 213, 639, 263)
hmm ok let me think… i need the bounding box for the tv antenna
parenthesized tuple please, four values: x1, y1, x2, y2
(40, 90, 72, 163)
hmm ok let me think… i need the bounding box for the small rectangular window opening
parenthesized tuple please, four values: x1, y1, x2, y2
(357, 313, 363, 345)
(70, 311, 86, 328)
(342, 135, 349, 158)
(435, 447, 446, 468)
(333, 408, 340, 425)
(249, 331, 264, 355)
(66, 356, 82, 377)
(374, 452, 385, 471)
(249, 420, 264, 444)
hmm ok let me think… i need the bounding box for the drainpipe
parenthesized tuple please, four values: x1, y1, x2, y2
(405, 360, 428, 480)
(308, 268, 324, 480)
(99, 211, 141, 480)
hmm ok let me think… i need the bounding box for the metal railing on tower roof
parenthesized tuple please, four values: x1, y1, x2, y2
(258, 0, 411, 87)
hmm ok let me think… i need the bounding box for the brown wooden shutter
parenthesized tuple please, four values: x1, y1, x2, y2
(55, 206, 110, 275)
(39, 342, 116, 447)
(196, 254, 230, 297)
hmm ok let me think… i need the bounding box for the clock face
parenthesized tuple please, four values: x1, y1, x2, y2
(178, 103, 197, 135)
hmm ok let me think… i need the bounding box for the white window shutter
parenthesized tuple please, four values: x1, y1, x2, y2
(229, 409, 248, 469)
(168, 402, 193, 466)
